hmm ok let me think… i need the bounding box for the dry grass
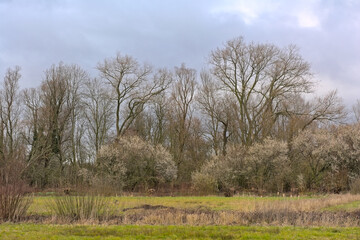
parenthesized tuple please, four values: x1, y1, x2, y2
(26, 205, 360, 227)
(46, 195, 112, 221)
(250, 194, 360, 212)
(28, 193, 360, 214)
(22, 193, 360, 226)
(116, 207, 360, 227)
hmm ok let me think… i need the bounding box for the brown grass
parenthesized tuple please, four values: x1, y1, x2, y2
(46, 195, 112, 221)
(17, 193, 360, 226)
(23, 205, 360, 227)
(250, 194, 360, 212)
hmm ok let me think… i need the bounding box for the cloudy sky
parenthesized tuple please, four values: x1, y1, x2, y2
(0, 0, 359, 106)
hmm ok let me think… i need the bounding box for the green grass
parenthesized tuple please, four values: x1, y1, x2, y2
(324, 200, 360, 212)
(1, 224, 360, 239)
(6, 195, 360, 239)
(27, 195, 319, 216)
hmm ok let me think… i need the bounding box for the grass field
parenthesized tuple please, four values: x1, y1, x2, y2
(27, 194, 360, 215)
(3, 194, 360, 239)
(1, 224, 360, 240)
(18, 194, 360, 226)
(28, 195, 309, 215)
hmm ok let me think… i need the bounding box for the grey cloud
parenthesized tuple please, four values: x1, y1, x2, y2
(0, 0, 359, 106)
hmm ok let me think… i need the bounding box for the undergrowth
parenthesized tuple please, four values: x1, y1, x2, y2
(47, 194, 111, 221)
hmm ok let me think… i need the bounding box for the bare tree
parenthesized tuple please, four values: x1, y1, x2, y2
(97, 53, 170, 137)
(148, 92, 170, 145)
(209, 37, 312, 145)
(23, 63, 88, 187)
(23, 88, 49, 169)
(0, 66, 24, 183)
(83, 78, 114, 157)
(67, 66, 88, 165)
(169, 64, 196, 176)
(135, 69, 174, 145)
(281, 91, 346, 142)
(352, 100, 360, 123)
(198, 71, 235, 155)
(2, 66, 22, 152)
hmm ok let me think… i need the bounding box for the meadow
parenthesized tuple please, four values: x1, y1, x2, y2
(3, 194, 360, 239)
(27, 194, 360, 215)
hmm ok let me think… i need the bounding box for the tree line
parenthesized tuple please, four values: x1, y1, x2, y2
(0, 36, 356, 194)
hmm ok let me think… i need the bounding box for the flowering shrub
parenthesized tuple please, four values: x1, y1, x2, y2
(192, 144, 247, 193)
(245, 138, 289, 192)
(291, 129, 339, 190)
(97, 135, 177, 191)
(193, 139, 289, 193)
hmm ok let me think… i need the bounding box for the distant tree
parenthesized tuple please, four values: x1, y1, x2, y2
(168, 64, 196, 180)
(197, 70, 236, 156)
(209, 37, 346, 147)
(352, 99, 360, 123)
(146, 91, 171, 145)
(82, 78, 114, 157)
(0, 66, 25, 184)
(23, 87, 51, 186)
(24, 63, 88, 187)
(209, 37, 313, 146)
(97, 53, 170, 137)
(284, 91, 346, 143)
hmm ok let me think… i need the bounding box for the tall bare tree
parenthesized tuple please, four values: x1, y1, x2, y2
(97, 53, 170, 137)
(280, 90, 346, 142)
(83, 78, 114, 157)
(23, 87, 51, 186)
(198, 71, 236, 155)
(23, 63, 87, 187)
(0, 66, 24, 183)
(209, 37, 313, 146)
(353, 99, 360, 123)
(169, 64, 196, 177)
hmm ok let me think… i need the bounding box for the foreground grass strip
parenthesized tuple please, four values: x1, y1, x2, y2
(1, 224, 360, 239)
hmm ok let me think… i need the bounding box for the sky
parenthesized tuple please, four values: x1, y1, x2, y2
(0, 0, 360, 106)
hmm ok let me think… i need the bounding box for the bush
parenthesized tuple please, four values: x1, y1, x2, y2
(191, 172, 218, 195)
(335, 124, 360, 189)
(48, 194, 110, 221)
(245, 138, 289, 192)
(192, 144, 247, 194)
(0, 182, 32, 222)
(350, 178, 360, 194)
(97, 135, 177, 191)
(193, 139, 290, 194)
(291, 129, 338, 191)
